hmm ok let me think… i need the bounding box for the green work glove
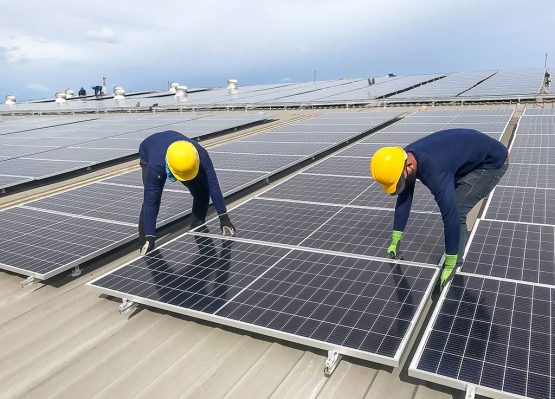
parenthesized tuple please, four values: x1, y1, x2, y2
(387, 230, 404, 259)
(440, 254, 458, 286)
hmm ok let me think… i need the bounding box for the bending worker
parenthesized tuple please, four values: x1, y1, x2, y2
(370, 128, 508, 287)
(138, 130, 236, 255)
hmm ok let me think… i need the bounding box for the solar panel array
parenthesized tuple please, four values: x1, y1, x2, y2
(0, 113, 269, 192)
(0, 111, 400, 280)
(459, 68, 545, 98)
(389, 70, 496, 99)
(89, 111, 444, 367)
(411, 108, 555, 399)
(0, 115, 97, 135)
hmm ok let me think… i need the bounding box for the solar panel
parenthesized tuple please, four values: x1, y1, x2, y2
(410, 274, 552, 399)
(498, 164, 552, 189)
(209, 152, 303, 173)
(485, 186, 555, 225)
(508, 147, 555, 164)
(334, 143, 384, 158)
(511, 133, 555, 148)
(89, 233, 438, 366)
(0, 114, 270, 191)
(201, 198, 342, 246)
(26, 183, 191, 226)
(0, 207, 136, 279)
(305, 157, 370, 177)
(459, 68, 544, 97)
(210, 141, 332, 156)
(462, 219, 555, 285)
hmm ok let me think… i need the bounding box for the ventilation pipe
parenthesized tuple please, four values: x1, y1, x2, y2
(65, 89, 75, 99)
(54, 92, 67, 103)
(227, 79, 238, 94)
(4, 95, 16, 105)
(169, 82, 180, 93)
(113, 86, 126, 100)
(175, 85, 188, 102)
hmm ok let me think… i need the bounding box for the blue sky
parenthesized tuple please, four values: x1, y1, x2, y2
(1, 0, 553, 100)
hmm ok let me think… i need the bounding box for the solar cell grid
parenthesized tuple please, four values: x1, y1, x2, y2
(511, 133, 555, 148)
(26, 183, 191, 226)
(508, 147, 555, 164)
(305, 156, 370, 177)
(0, 207, 136, 278)
(335, 143, 385, 158)
(209, 152, 303, 172)
(258, 174, 372, 206)
(498, 163, 552, 189)
(412, 274, 553, 399)
(301, 207, 445, 265)
(485, 186, 555, 225)
(210, 141, 332, 156)
(462, 219, 555, 285)
(200, 198, 342, 246)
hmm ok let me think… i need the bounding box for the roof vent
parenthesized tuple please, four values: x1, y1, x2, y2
(175, 85, 188, 102)
(54, 92, 67, 103)
(4, 95, 16, 105)
(169, 82, 180, 93)
(113, 86, 125, 100)
(227, 79, 238, 93)
(65, 89, 75, 99)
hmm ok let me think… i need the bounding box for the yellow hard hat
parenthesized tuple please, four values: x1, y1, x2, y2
(166, 141, 200, 181)
(370, 146, 407, 195)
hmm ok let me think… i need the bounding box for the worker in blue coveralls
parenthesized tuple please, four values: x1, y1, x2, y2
(370, 129, 509, 288)
(138, 131, 236, 255)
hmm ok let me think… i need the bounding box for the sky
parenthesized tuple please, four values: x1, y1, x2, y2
(0, 0, 553, 100)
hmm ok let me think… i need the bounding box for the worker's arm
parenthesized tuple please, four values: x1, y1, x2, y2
(433, 175, 460, 257)
(393, 178, 416, 232)
(387, 179, 416, 258)
(141, 167, 164, 240)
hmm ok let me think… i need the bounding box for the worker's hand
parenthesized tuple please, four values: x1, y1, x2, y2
(387, 230, 404, 260)
(219, 214, 236, 237)
(140, 236, 156, 256)
(440, 254, 458, 288)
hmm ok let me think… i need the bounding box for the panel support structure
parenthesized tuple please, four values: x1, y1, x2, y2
(324, 351, 343, 376)
(118, 298, 136, 314)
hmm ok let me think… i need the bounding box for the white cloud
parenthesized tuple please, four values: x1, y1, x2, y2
(86, 28, 118, 44)
(0, 34, 92, 63)
(25, 82, 49, 92)
(280, 77, 292, 82)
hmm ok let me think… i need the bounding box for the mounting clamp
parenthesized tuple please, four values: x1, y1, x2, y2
(465, 384, 476, 399)
(21, 276, 37, 288)
(70, 265, 82, 277)
(324, 350, 342, 376)
(118, 298, 136, 314)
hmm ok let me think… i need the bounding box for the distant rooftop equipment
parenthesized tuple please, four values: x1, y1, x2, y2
(175, 85, 188, 102)
(227, 79, 238, 94)
(169, 82, 180, 94)
(113, 86, 126, 100)
(65, 89, 75, 99)
(4, 95, 16, 105)
(54, 92, 67, 103)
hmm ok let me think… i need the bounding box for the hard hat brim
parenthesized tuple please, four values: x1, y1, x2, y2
(169, 162, 199, 181)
